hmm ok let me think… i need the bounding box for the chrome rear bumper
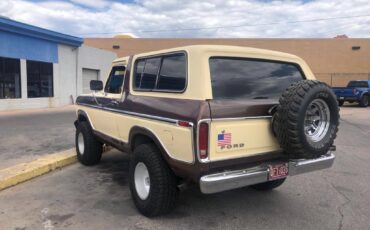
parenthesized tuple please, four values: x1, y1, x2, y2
(200, 153, 335, 194)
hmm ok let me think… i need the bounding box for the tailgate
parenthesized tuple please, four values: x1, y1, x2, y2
(206, 57, 306, 162)
(208, 100, 280, 162)
(334, 88, 355, 97)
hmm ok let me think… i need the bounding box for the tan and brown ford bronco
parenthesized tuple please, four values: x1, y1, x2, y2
(74, 45, 339, 217)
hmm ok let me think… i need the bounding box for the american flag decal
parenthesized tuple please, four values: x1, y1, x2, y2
(218, 131, 232, 146)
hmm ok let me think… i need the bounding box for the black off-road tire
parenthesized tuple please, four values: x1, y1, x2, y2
(273, 80, 339, 159)
(75, 121, 102, 165)
(359, 94, 369, 107)
(338, 100, 344, 106)
(251, 178, 286, 191)
(129, 143, 178, 217)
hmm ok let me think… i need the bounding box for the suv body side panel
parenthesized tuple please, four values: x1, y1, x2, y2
(116, 96, 211, 163)
(76, 106, 209, 182)
(76, 100, 205, 164)
(117, 112, 194, 163)
(76, 101, 120, 140)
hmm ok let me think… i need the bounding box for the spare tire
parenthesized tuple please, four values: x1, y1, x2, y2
(273, 80, 339, 159)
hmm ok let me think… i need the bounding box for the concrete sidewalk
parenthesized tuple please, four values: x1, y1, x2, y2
(0, 106, 76, 169)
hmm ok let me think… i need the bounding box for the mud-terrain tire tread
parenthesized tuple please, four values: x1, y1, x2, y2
(273, 80, 339, 159)
(359, 94, 369, 107)
(75, 121, 102, 165)
(129, 143, 178, 217)
(251, 178, 286, 191)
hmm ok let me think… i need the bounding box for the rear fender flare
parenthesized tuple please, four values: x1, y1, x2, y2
(75, 110, 92, 129)
(360, 92, 369, 98)
(128, 126, 173, 164)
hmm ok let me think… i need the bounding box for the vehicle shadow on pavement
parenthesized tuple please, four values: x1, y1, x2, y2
(0, 150, 340, 230)
(95, 152, 130, 187)
(94, 150, 308, 224)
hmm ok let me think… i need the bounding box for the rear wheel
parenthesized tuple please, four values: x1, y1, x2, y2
(359, 94, 369, 107)
(251, 178, 286, 191)
(273, 80, 339, 159)
(75, 121, 102, 165)
(129, 143, 178, 217)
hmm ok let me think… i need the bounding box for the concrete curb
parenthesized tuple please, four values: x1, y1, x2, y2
(0, 149, 77, 191)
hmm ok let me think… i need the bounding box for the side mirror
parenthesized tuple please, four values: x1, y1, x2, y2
(90, 80, 103, 91)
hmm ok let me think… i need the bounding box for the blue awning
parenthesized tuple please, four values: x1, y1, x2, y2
(0, 17, 83, 47)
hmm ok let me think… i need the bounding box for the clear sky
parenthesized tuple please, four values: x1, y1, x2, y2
(0, 0, 369, 38)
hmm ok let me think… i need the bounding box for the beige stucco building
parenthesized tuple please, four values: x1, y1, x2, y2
(85, 38, 370, 87)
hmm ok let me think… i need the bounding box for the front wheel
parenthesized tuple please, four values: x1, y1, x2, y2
(359, 95, 369, 107)
(75, 121, 102, 165)
(129, 143, 178, 217)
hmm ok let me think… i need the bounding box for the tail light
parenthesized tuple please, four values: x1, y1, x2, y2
(198, 122, 209, 160)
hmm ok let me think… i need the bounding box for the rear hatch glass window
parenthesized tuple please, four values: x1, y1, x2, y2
(209, 57, 304, 100)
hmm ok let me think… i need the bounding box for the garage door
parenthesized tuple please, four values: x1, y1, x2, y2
(82, 68, 99, 94)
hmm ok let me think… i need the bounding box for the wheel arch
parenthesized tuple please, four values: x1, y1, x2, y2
(74, 110, 92, 128)
(361, 92, 369, 97)
(359, 92, 369, 107)
(128, 126, 172, 164)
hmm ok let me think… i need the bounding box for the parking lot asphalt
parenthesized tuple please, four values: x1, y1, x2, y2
(0, 106, 369, 230)
(0, 106, 75, 169)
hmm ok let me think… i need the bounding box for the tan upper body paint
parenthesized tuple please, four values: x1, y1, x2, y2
(129, 45, 316, 100)
(76, 45, 316, 164)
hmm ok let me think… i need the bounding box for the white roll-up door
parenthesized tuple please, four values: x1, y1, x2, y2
(82, 68, 99, 94)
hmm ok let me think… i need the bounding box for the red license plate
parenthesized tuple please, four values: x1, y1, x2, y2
(268, 163, 289, 180)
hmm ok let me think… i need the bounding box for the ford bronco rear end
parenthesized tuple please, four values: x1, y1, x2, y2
(74, 45, 339, 217)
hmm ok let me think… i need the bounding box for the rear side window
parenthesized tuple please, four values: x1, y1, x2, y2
(134, 60, 145, 88)
(134, 53, 187, 92)
(140, 57, 161, 90)
(209, 57, 304, 100)
(157, 54, 186, 91)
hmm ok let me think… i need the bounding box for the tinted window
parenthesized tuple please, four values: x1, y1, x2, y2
(27, 60, 53, 98)
(140, 57, 161, 90)
(209, 58, 304, 100)
(347, 81, 369, 88)
(135, 60, 145, 88)
(0, 57, 21, 99)
(105, 66, 125, 94)
(157, 54, 186, 91)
